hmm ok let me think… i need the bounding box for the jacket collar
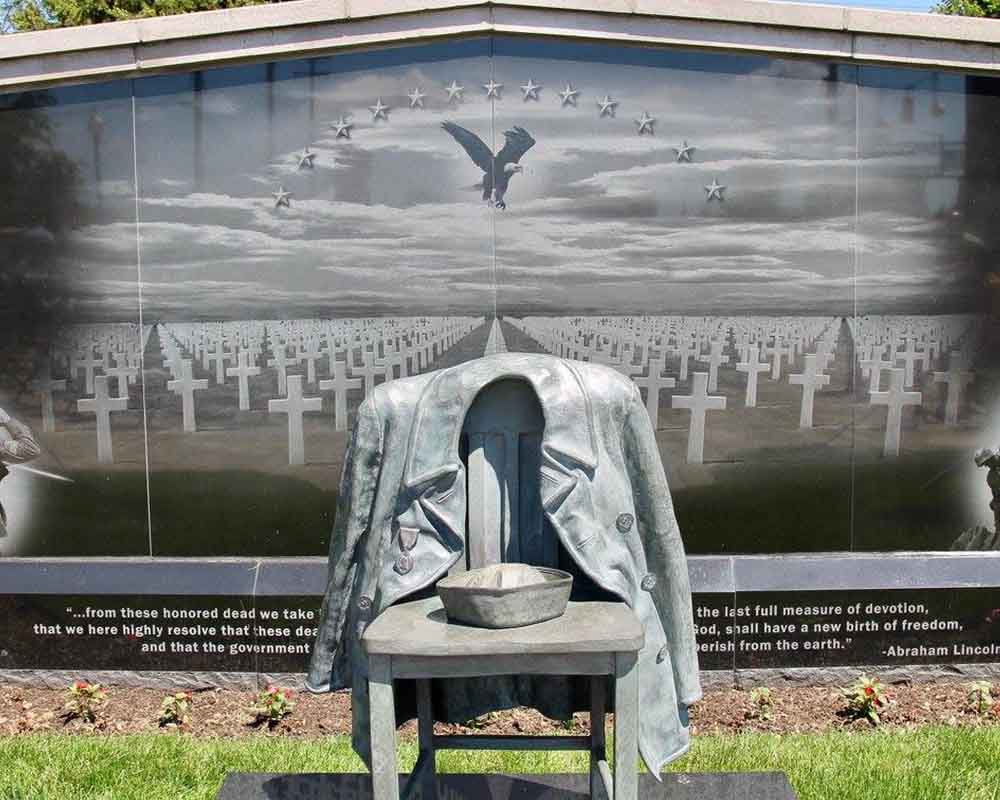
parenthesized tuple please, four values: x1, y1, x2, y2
(402, 354, 598, 502)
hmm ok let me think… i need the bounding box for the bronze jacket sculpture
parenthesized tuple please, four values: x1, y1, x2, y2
(306, 353, 702, 775)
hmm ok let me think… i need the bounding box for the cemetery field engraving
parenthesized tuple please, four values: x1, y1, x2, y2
(1, 312, 991, 556)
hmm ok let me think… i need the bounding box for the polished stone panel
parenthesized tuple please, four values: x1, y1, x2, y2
(216, 771, 799, 800)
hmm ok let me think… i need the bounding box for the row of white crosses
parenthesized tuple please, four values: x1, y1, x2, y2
(850, 314, 983, 456)
(156, 317, 482, 465)
(507, 314, 841, 464)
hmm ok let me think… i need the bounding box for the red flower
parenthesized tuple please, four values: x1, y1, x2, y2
(864, 686, 874, 697)
(74, 681, 88, 690)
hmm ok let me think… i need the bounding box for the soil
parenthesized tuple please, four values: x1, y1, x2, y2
(1, 681, 997, 739)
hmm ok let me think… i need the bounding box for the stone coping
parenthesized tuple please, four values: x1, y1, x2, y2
(4, 0, 1000, 92)
(0, 552, 995, 595)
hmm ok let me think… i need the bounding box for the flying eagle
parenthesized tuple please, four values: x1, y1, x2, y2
(441, 122, 535, 209)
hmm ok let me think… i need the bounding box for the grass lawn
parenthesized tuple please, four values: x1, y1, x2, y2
(0, 727, 997, 800)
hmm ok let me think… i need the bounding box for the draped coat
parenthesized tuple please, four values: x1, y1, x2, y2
(306, 353, 702, 775)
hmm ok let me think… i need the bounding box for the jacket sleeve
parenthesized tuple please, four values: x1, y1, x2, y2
(306, 396, 383, 692)
(622, 383, 703, 706)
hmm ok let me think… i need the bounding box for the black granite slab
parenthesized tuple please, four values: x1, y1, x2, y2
(216, 771, 798, 799)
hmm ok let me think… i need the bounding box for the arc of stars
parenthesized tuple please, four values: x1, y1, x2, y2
(483, 79, 503, 100)
(262, 79, 723, 209)
(558, 84, 580, 107)
(445, 80, 464, 103)
(520, 79, 542, 101)
(704, 178, 726, 202)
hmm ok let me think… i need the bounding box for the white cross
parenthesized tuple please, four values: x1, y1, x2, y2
(675, 339, 698, 382)
(671, 372, 726, 465)
(932, 355, 974, 426)
(632, 353, 675, 427)
(736, 345, 769, 408)
(870, 368, 921, 458)
(268, 375, 322, 466)
(77, 375, 128, 463)
(319, 358, 362, 432)
(298, 339, 324, 385)
(895, 346, 926, 389)
(267, 346, 297, 396)
(226, 350, 261, 412)
(697, 339, 730, 393)
(206, 344, 229, 385)
(167, 359, 209, 433)
(789, 354, 831, 429)
(105, 365, 137, 400)
(351, 350, 386, 398)
(765, 340, 790, 381)
(29, 373, 66, 433)
(861, 349, 894, 393)
(72, 351, 103, 395)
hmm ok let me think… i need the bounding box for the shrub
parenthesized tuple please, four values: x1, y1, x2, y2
(967, 682, 994, 716)
(158, 691, 193, 727)
(64, 681, 107, 723)
(250, 685, 295, 725)
(748, 687, 774, 721)
(841, 675, 889, 725)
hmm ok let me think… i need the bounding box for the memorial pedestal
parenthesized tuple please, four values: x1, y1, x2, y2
(216, 771, 799, 799)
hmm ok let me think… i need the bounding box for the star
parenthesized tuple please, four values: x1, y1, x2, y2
(483, 79, 504, 100)
(272, 185, 292, 208)
(297, 147, 316, 169)
(597, 95, 618, 117)
(332, 115, 353, 139)
(520, 79, 542, 101)
(407, 87, 426, 109)
(704, 178, 727, 202)
(673, 140, 696, 162)
(445, 80, 465, 103)
(558, 84, 580, 107)
(635, 111, 655, 135)
(368, 97, 390, 121)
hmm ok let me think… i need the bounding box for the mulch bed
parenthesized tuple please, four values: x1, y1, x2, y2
(1, 682, 997, 738)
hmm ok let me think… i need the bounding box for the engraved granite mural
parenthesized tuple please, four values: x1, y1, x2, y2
(0, 38, 995, 560)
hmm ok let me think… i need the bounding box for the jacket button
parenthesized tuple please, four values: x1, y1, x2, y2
(641, 574, 657, 591)
(656, 645, 669, 664)
(616, 513, 634, 533)
(358, 595, 373, 612)
(394, 554, 414, 575)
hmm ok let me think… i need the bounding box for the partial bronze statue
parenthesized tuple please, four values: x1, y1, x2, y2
(0, 406, 41, 538)
(950, 446, 1000, 551)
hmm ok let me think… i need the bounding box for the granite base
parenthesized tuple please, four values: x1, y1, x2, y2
(216, 771, 799, 799)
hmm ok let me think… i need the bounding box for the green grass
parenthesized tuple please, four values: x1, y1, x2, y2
(0, 727, 997, 800)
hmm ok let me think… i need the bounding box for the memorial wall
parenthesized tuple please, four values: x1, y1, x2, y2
(0, 29, 998, 683)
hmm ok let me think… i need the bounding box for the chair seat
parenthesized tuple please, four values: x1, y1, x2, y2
(362, 597, 644, 657)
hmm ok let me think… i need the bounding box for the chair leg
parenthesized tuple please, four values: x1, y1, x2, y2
(414, 679, 438, 800)
(369, 655, 400, 800)
(613, 652, 639, 800)
(590, 675, 612, 800)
